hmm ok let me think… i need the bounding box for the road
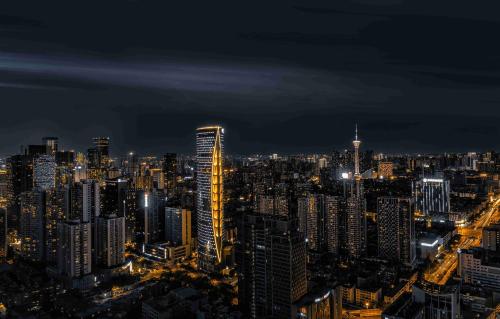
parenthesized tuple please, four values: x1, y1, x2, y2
(424, 197, 500, 285)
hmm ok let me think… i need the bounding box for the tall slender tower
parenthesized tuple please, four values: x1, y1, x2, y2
(352, 124, 362, 196)
(346, 125, 367, 259)
(196, 126, 224, 272)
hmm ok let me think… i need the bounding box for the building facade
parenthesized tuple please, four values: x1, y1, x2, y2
(165, 207, 191, 247)
(377, 197, 416, 266)
(196, 126, 224, 272)
(237, 213, 307, 319)
(413, 178, 450, 216)
(57, 220, 92, 278)
(97, 215, 125, 267)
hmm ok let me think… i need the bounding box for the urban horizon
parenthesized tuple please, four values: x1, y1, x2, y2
(2, 2, 500, 319)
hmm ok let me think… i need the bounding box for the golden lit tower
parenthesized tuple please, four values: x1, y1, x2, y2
(196, 126, 224, 272)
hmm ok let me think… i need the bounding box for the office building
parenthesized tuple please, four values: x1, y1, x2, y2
(165, 207, 191, 247)
(413, 177, 450, 216)
(140, 191, 160, 243)
(97, 214, 125, 267)
(33, 154, 56, 190)
(237, 213, 307, 319)
(19, 189, 45, 262)
(196, 126, 224, 272)
(377, 197, 416, 266)
(57, 220, 91, 278)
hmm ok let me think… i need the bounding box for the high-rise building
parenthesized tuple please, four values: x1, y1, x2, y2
(163, 153, 177, 196)
(346, 196, 366, 259)
(125, 189, 137, 243)
(33, 154, 56, 190)
(377, 197, 416, 266)
(42, 137, 58, 155)
(45, 187, 68, 264)
(139, 190, 160, 244)
(237, 213, 307, 319)
(57, 220, 91, 278)
(346, 126, 366, 259)
(413, 177, 450, 216)
(297, 194, 339, 253)
(20, 188, 45, 261)
(97, 214, 125, 268)
(325, 196, 341, 255)
(298, 194, 322, 251)
(0, 207, 7, 259)
(7, 154, 34, 230)
(196, 126, 224, 272)
(165, 207, 191, 247)
(482, 224, 500, 252)
(70, 180, 100, 262)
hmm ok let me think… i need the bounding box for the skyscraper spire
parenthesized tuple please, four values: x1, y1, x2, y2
(352, 125, 361, 178)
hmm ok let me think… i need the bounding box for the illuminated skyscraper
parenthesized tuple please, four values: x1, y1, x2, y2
(196, 126, 224, 272)
(346, 126, 366, 259)
(34, 154, 56, 190)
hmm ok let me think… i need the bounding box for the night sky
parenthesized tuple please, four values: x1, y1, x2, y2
(1, 1, 499, 156)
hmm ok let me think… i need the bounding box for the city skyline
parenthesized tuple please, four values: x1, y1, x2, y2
(2, 2, 500, 318)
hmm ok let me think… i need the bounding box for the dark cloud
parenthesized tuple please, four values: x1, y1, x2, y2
(0, 1, 499, 156)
